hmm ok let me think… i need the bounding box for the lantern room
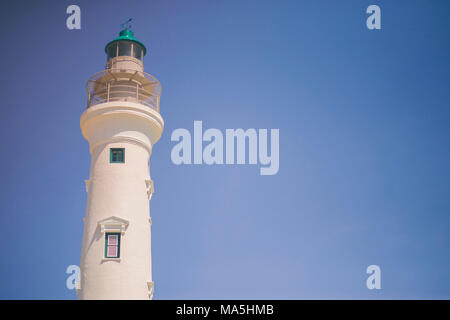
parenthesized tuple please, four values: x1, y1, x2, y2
(105, 29, 147, 61)
(85, 26, 161, 112)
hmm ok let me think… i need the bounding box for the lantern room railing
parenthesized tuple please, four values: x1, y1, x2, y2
(86, 69, 161, 112)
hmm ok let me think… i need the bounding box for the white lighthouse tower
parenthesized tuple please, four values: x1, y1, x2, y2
(78, 24, 163, 300)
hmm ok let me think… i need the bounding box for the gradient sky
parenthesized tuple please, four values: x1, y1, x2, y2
(0, 0, 449, 299)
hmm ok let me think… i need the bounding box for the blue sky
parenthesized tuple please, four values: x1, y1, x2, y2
(0, 0, 449, 299)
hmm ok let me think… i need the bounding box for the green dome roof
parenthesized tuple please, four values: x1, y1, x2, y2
(105, 29, 147, 56)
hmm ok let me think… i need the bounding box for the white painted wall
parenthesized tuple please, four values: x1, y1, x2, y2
(79, 101, 163, 299)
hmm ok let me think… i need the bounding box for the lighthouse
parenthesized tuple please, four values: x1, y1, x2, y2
(78, 24, 163, 299)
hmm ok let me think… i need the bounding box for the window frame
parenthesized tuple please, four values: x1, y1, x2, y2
(105, 232, 121, 259)
(106, 43, 118, 61)
(118, 40, 132, 57)
(110, 148, 125, 163)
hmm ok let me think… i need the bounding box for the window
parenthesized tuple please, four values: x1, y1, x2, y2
(110, 148, 125, 163)
(132, 43, 143, 61)
(106, 43, 117, 60)
(118, 41, 132, 57)
(105, 233, 121, 258)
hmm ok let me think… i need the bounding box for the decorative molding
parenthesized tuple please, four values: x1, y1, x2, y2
(80, 101, 165, 154)
(145, 178, 154, 200)
(147, 281, 154, 300)
(81, 101, 164, 131)
(98, 216, 129, 235)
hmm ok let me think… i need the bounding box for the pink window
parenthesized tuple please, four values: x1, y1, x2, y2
(107, 245, 118, 257)
(105, 233, 120, 258)
(108, 235, 118, 245)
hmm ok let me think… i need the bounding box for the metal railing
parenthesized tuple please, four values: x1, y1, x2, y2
(86, 69, 161, 112)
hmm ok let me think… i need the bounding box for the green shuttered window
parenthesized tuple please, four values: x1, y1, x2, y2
(110, 148, 125, 163)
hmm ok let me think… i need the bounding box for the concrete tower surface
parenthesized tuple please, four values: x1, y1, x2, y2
(78, 26, 163, 299)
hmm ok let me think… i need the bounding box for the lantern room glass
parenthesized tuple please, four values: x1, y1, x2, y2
(133, 44, 143, 60)
(106, 43, 117, 60)
(106, 41, 144, 61)
(118, 41, 132, 57)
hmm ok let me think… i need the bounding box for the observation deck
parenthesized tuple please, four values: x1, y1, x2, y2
(86, 67, 161, 112)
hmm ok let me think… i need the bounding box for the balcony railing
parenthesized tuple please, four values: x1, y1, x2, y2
(86, 69, 161, 112)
